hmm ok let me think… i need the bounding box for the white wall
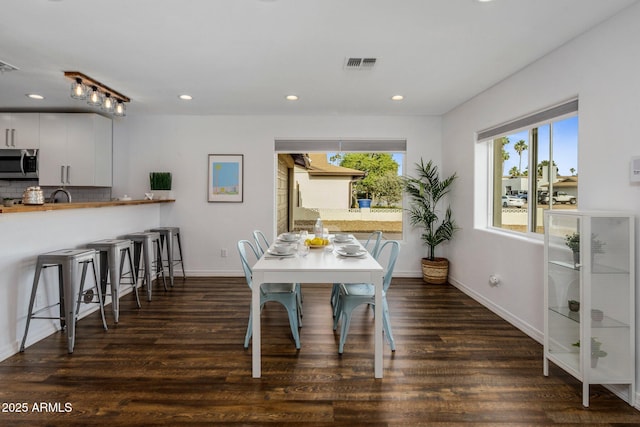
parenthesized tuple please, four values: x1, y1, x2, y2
(112, 115, 441, 276)
(442, 2, 640, 399)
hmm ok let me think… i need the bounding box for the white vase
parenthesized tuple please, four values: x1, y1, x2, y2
(153, 190, 174, 200)
(572, 251, 580, 268)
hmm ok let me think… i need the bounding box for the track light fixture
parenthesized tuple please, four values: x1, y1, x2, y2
(64, 71, 130, 117)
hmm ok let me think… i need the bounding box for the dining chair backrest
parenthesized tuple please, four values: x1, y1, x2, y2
(237, 239, 260, 289)
(364, 231, 383, 258)
(376, 240, 400, 293)
(252, 230, 271, 256)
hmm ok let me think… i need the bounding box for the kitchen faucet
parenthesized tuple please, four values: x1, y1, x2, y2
(49, 187, 72, 203)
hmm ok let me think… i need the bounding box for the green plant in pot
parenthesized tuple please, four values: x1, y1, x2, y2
(565, 232, 581, 268)
(149, 172, 173, 200)
(403, 159, 458, 284)
(565, 232, 605, 268)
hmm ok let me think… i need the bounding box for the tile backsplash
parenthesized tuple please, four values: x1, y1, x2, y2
(0, 179, 111, 202)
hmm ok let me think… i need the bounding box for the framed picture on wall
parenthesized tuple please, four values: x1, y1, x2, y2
(208, 154, 243, 202)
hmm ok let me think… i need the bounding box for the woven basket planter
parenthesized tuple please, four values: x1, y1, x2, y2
(421, 257, 449, 284)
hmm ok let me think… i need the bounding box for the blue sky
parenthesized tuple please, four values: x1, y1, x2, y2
(502, 115, 578, 176)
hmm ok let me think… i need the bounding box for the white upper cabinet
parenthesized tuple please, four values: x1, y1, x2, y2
(39, 113, 112, 187)
(0, 113, 40, 149)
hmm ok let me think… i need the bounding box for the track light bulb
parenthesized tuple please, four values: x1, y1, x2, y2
(71, 78, 87, 100)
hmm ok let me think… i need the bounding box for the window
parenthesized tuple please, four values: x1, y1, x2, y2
(274, 139, 405, 240)
(479, 100, 578, 234)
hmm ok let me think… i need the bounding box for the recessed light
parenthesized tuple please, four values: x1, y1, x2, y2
(391, 95, 404, 101)
(285, 95, 299, 101)
(179, 94, 193, 100)
(26, 94, 44, 100)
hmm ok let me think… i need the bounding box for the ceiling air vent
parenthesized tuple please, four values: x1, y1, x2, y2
(0, 60, 19, 73)
(344, 57, 377, 70)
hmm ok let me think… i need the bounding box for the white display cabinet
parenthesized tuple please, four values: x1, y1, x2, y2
(544, 210, 635, 407)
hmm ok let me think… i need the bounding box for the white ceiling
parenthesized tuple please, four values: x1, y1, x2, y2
(0, 0, 637, 116)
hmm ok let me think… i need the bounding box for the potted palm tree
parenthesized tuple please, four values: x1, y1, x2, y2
(403, 159, 458, 284)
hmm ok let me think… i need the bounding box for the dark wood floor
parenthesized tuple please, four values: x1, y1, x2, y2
(1, 277, 639, 426)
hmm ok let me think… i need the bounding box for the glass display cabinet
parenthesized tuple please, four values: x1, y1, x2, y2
(544, 211, 635, 407)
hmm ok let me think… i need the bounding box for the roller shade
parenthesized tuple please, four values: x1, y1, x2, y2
(477, 99, 578, 141)
(275, 138, 406, 153)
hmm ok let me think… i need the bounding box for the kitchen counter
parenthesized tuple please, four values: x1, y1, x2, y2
(1, 198, 173, 360)
(0, 199, 174, 214)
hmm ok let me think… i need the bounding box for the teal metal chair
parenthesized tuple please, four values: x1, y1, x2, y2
(254, 229, 304, 312)
(331, 230, 383, 314)
(252, 230, 270, 256)
(333, 240, 400, 354)
(237, 240, 301, 350)
(363, 230, 383, 259)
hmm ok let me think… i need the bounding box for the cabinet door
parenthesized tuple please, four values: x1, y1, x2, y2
(38, 114, 68, 186)
(0, 113, 39, 149)
(65, 114, 96, 186)
(545, 213, 581, 376)
(11, 114, 40, 149)
(0, 113, 12, 148)
(587, 216, 633, 383)
(92, 115, 112, 187)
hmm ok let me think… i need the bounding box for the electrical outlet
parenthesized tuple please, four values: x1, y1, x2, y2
(489, 274, 501, 286)
(221, 248, 228, 257)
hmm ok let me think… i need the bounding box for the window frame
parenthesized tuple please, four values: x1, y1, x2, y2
(479, 100, 578, 237)
(274, 139, 407, 240)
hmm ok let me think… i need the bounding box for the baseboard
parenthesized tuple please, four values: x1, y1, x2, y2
(447, 274, 544, 344)
(449, 274, 639, 408)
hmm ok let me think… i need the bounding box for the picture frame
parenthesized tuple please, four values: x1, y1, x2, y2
(208, 154, 244, 202)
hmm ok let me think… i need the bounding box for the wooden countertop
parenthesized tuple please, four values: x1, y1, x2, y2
(0, 199, 175, 214)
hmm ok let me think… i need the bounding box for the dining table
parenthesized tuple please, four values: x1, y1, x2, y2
(251, 234, 385, 378)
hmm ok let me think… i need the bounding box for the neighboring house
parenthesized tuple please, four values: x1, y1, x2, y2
(503, 167, 578, 199)
(276, 153, 365, 235)
(293, 153, 365, 209)
(502, 176, 529, 196)
(539, 175, 578, 199)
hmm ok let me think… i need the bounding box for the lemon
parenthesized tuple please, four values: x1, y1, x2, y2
(305, 237, 328, 246)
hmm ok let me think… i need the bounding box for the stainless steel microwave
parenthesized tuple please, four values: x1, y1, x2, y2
(0, 149, 38, 180)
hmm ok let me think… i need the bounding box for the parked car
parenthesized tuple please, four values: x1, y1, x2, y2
(502, 195, 524, 208)
(517, 194, 528, 202)
(541, 191, 577, 205)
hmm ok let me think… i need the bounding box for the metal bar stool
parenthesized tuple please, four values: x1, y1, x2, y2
(122, 232, 167, 301)
(20, 248, 108, 353)
(149, 227, 185, 287)
(85, 239, 141, 323)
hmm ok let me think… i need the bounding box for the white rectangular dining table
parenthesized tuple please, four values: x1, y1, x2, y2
(251, 241, 385, 378)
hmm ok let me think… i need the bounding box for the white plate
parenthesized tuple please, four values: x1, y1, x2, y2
(336, 249, 367, 257)
(267, 248, 295, 257)
(334, 237, 353, 243)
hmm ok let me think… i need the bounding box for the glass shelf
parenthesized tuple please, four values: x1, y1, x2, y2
(548, 306, 629, 328)
(549, 260, 629, 274)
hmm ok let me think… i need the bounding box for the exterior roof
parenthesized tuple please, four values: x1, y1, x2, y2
(305, 154, 366, 177)
(539, 176, 578, 189)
